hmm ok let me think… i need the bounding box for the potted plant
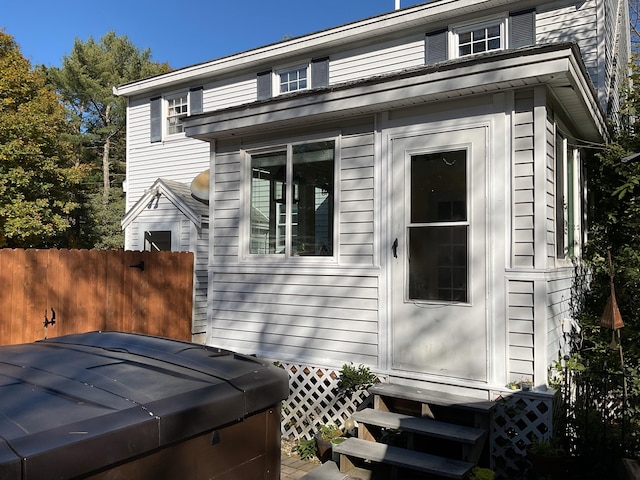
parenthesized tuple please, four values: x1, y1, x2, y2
(315, 423, 342, 462)
(526, 436, 567, 474)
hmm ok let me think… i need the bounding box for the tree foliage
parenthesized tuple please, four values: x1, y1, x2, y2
(574, 60, 640, 369)
(45, 32, 171, 249)
(0, 30, 87, 247)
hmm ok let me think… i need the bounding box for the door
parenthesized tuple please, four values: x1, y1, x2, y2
(391, 127, 487, 381)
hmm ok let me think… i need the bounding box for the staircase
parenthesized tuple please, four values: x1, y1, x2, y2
(332, 383, 495, 479)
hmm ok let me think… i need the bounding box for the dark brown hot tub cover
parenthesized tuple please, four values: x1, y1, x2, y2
(0, 331, 289, 480)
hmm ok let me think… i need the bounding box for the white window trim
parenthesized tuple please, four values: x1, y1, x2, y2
(139, 222, 181, 251)
(164, 91, 189, 139)
(449, 14, 507, 59)
(241, 134, 340, 264)
(274, 63, 309, 96)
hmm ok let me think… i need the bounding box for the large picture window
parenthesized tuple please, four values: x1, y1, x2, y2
(250, 140, 335, 257)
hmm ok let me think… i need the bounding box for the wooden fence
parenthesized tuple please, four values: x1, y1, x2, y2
(0, 249, 194, 346)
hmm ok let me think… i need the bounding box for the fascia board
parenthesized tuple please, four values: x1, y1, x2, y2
(121, 180, 202, 229)
(184, 47, 604, 142)
(114, 0, 529, 97)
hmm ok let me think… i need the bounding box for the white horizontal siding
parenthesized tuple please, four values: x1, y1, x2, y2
(512, 90, 535, 268)
(340, 130, 375, 265)
(536, 1, 600, 92)
(545, 113, 557, 265)
(126, 96, 209, 213)
(546, 273, 572, 364)
(212, 151, 241, 262)
(331, 36, 425, 85)
(208, 272, 379, 365)
(507, 279, 535, 382)
(203, 74, 256, 111)
(193, 221, 209, 335)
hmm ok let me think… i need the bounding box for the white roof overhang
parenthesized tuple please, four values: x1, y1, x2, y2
(121, 178, 208, 230)
(182, 44, 608, 144)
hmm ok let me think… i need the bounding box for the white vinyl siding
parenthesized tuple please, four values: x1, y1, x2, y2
(507, 279, 535, 382)
(330, 36, 425, 84)
(545, 111, 557, 265)
(125, 97, 210, 213)
(208, 272, 379, 365)
(536, 1, 599, 95)
(202, 74, 257, 111)
(192, 219, 209, 336)
(546, 273, 573, 365)
(207, 125, 377, 364)
(212, 150, 241, 261)
(339, 128, 375, 265)
(512, 90, 535, 269)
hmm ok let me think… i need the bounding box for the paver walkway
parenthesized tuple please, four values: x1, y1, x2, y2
(281, 454, 321, 480)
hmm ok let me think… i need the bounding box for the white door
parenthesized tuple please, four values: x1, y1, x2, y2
(390, 127, 487, 381)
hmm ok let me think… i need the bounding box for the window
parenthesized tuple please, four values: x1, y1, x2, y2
(408, 150, 468, 302)
(455, 22, 504, 57)
(278, 66, 308, 94)
(250, 140, 335, 257)
(167, 94, 188, 135)
(144, 231, 172, 251)
(555, 133, 583, 260)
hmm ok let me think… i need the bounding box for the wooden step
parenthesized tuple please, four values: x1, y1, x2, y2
(352, 408, 486, 444)
(370, 384, 495, 414)
(333, 437, 474, 479)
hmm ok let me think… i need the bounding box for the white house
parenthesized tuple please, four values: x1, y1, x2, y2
(115, 0, 629, 400)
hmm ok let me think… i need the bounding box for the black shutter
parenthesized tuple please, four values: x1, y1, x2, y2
(150, 96, 161, 143)
(510, 9, 535, 49)
(189, 86, 203, 115)
(257, 70, 272, 100)
(311, 57, 329, 88)
(425, 29, 448, 65)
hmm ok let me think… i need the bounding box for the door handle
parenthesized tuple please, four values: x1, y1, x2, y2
(392, 238, 398, 258)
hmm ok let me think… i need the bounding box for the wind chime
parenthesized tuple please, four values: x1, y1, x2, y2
(600, 249, 625, 369)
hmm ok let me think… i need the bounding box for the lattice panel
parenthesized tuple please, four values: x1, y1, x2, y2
(491, 391, 556, 477)
(279, 362, 370, 440)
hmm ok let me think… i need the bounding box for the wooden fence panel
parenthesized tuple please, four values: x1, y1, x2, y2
(0, 249, 193, 346)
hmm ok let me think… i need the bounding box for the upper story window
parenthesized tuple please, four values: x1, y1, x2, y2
(166, 93, 188, 135)
(279, 66, 308, 94)
(457, 23, 503, 56)
(454, 20, 505, 58)
(425, 11, 534, 66)
(150, 87, 202, 143)
(249, 140, 335, 258)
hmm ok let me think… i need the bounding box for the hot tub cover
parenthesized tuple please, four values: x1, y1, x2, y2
(0, 331, 289, 480)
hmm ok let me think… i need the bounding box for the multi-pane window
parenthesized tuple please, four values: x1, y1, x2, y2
(279, 67, 308, 93)
(250, 140, 334, 257)
(457, 23, 503, 57)
(167, 94, 188, 135)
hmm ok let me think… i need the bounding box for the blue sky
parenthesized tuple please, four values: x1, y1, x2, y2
(2, 0, 426, 69)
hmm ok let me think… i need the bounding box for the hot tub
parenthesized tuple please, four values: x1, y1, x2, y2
(0, 331, 289, 480)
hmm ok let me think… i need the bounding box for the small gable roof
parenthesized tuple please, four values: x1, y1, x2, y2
(121, 178, 209, 230)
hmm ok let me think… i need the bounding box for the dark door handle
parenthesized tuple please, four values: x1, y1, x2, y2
(392, 238, 398, 258)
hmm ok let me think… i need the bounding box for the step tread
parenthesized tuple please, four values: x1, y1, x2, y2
(333, 437, 474, 479)
(370, 384, 496, 414)
(352, 408, 485, 444)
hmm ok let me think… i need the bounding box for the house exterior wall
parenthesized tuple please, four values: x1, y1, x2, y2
(124, 96, 209, 220)
(117, 0, 627, 392)
(207, 120, 379, 365)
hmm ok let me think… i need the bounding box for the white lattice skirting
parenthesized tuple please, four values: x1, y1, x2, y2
(278, 361, 556, 476)
(279, 362, 370, 440)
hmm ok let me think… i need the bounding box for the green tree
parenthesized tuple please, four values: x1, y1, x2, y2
(0, 30, 87, 247)
(45, 31, 171, 249)
(573, 59, 640, 369)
